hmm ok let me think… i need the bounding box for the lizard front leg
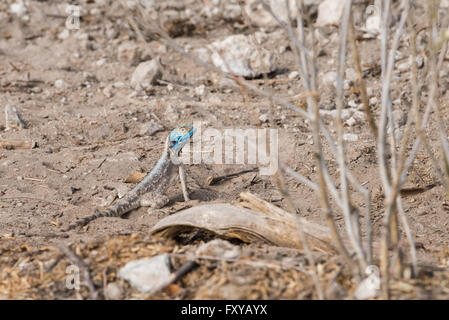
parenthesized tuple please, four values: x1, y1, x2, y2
(178, 165, 190, 201)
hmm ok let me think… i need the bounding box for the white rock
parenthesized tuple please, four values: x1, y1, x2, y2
(345, 111, 366, 126)
(322, 71, 337, 88)
(130, 60, 162, 90)
(54, 80, 67, 93)
(194, 84, 207, 96)
(365, 15, 380, 33)
(139, 120, 164, 136)
(354, 277, 380, 300)
(345, 117, 357, 127)
(288, 71, 299, 79)
(353, 110, 366, 122)
(96, 58, 106, 66)
(319, 108, 353, 121)
(365, 5, 381, 34)
(343, 133, 358, 142)
(104, 282, 124, 300)
(397, 61, 410, 73)
(316, 0, 346, 27)
(259, 114, 269, 123)
(10, 1, 27, 16)
(244, 0, 299, 27)
(348, 100, 357, 108)
(196, 239, 241, 260)
(278, 46, 287, 54)
(207, 34, 277, 78)
(119, 254, 172, 294)
(416, 56, 424, 69)
(200, 0, 241, 20)
(54, 79, 66, 88)
(369, 97, 378, 106)
(31, 87, 42, 93)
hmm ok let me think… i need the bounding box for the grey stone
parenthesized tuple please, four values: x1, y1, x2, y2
(259, 114, 269, 123)
(119, 254, 172, 294)
(104, 282, 124, 300)
(196, 239, 241, 260)
(130, 60, 162, 90)
(207, 34, 277, 78)
(322, 71, 337, 88)
(139, 120, 164, 136)
(316, 0, 345, 26)
(243, 0, 299, 27)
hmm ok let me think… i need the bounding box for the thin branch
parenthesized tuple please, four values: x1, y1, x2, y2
(335, 0, 367, 271)
(58, 243, 98, 300)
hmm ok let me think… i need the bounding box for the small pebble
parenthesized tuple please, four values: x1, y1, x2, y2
(104, 282, 124, 300)
(54, 79, 65, 89)
(139, 120, 164, 136)
(194, 84, 206, 96)
(288, 71, 299, 79)
(348, 100, 357, 108)
(259, 114, 269, 123)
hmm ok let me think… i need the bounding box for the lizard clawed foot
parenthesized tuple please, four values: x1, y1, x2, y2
(140, 194, 170, 209)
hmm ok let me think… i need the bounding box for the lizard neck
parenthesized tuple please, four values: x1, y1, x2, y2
(132, 138, 175, 196)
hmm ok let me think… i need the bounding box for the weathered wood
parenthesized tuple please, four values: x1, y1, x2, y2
(150, 202, 335, 253)
(0, 140, 33, 150)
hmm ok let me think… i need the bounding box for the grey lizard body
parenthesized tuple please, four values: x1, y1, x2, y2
(65, 126, 194, 231)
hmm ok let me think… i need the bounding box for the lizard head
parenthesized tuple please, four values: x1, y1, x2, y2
(168, 124, 195, 155)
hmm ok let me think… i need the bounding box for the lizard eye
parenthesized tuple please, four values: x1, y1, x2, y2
(170, 134, 182, 147)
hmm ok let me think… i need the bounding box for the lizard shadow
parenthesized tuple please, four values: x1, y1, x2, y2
(168, 187, 222, 203)
(123, 187, 223, 220)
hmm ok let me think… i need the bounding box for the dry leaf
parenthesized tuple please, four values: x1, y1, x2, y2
(166, 283, 181, 295)
(124, 171, 146, 183)
(0, 140, 33, 150)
